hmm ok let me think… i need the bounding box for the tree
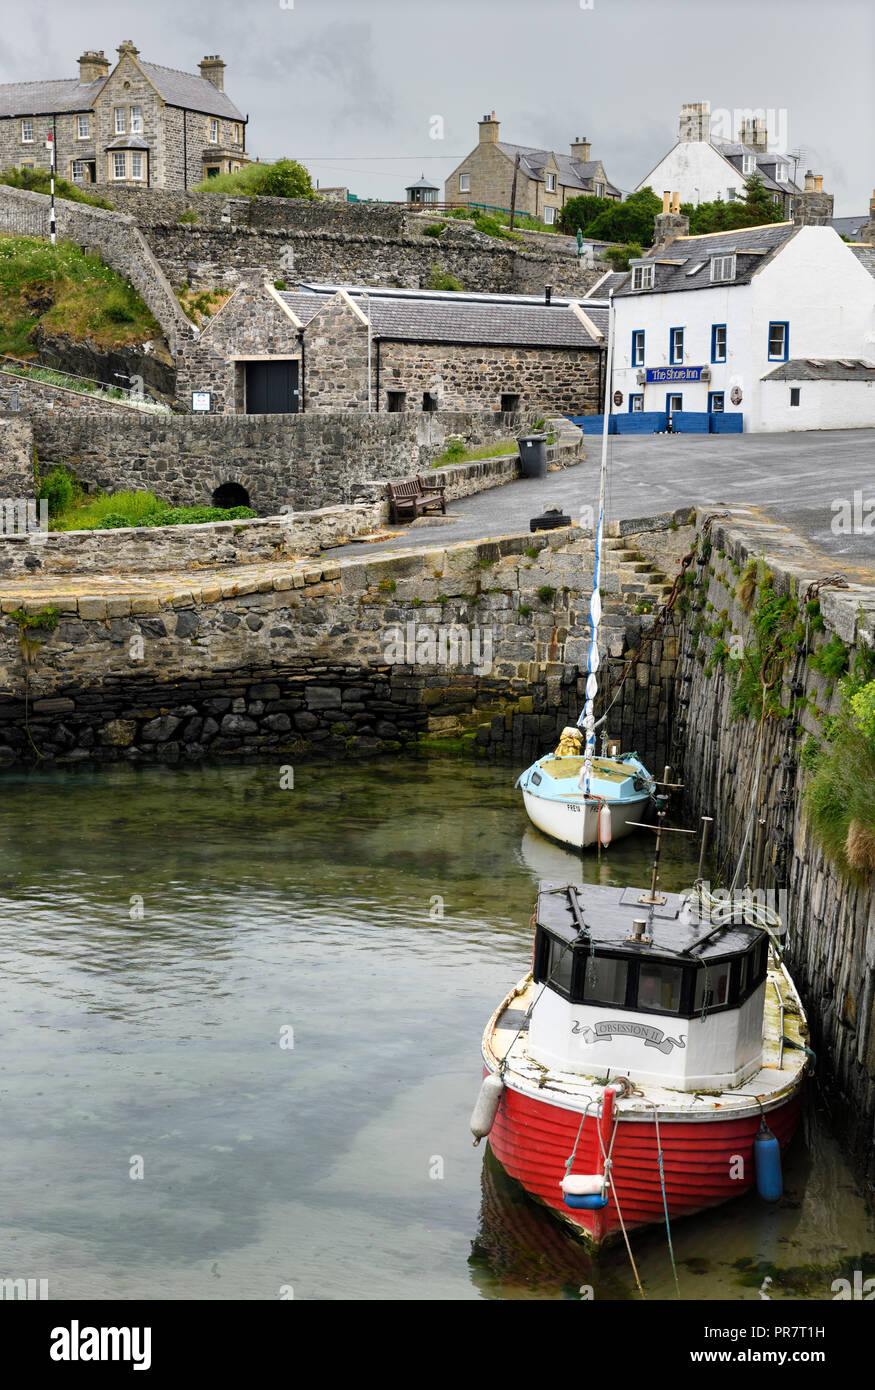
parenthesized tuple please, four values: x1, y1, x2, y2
(583, 187, 662, 245)
(557, 193, 613, 235)
(193, 158, 315, 198)
(683, 173, 784, 236)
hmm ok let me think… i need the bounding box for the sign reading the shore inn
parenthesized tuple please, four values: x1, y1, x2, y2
(645, 366, 707, 383)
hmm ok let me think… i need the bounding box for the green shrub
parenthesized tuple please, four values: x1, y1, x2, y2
(192, 158, 315, 199)
(809, 634, 849, 680)
(536, 585, 556, 604)
(273, 280, 287, 291)
(427, 265, 463, 291)
(177, 209, 199, 225)
(423, 223, 446, 238)
(603, 242, 643, 272)
(37, 465, 75, 518)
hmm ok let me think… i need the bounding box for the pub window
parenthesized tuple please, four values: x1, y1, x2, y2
(422, 392, 439, 412)
(581, 955, 628, 1007)
(768, 321, 788, 361)
(638, 962, 684, 1013)
(790, 387, 801, 407)
(501, 393, 520, 413)
(631, 329, 645, 365)
(386, 390, 407, 413)
(631, 263, 654, 290)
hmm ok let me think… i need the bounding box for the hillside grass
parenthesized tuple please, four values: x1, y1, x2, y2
(1, 166, 113, 209)
(0, 235, 159, 356)
(42, 477, 257, 531)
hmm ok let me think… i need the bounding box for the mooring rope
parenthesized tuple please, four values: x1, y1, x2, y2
(647, 1104, 681, 1298)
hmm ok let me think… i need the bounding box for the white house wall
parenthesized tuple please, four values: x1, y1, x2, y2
(761, 379, 875, 431)
(637, 141, 742, 204)
(610, 227, 875, 432)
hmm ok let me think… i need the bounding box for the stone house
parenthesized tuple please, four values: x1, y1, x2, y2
(636, 102, 802, 216)
(176, 276, 606, 416)
(0, 40, 248, 191)
(444, 113, 620, 226)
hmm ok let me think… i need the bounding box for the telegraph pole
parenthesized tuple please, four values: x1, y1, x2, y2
(47, 119, 56, 245)
(508, 151, 520, 231)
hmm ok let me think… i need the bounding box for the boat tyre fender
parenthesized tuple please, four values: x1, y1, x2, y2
(470, 1072, 505, 1146)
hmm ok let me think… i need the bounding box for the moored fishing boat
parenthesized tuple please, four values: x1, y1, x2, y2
(470, 878, 809, 1250)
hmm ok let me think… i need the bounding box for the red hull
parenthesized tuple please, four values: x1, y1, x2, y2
(487, 1079, 803, 1247)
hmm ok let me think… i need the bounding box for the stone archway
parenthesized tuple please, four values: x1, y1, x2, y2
(211, 482, 251, 509)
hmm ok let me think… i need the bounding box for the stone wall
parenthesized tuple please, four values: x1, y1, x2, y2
(675, 509, 875, 1177)
(0, 186, 193, 353)
(379, 340, 600, 416)
(0, 414, 34, 496)
(15, 407, 541, 513)
(0, 524, 676, 775)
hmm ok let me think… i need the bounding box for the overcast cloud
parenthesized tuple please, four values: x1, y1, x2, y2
(1, 0, 872, 214)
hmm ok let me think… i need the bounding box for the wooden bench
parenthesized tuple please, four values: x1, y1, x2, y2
(387, 476, 447, 524)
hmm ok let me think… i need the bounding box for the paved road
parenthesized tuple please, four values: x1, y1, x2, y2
(330, 430, 875, 570)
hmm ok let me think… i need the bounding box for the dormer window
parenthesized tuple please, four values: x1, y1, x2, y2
(775, 163, 788, 182)
(545, 171, 556, 193)
(631, 262, 654, 291)
(710, 254, 736, 282)
(742, 154, 756, 175)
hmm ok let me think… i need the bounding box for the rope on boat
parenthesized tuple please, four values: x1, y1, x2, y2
(595, 1106, 646, 1300)
(647, 1105, 681, 1298)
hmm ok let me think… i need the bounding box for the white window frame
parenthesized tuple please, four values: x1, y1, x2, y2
(545, 171, 556, 193)
(631, 263, 654, 291)
(209, 118, 219, 143)
(114, 107, 126, 134)
(459, 172, 470, 192)
(544, 205, 556, 225)
(712, 324, 727, 362)
(710, 254, 736, 283)
(632, 331, 645, 366)
(130, 106, 143, 134)
(594, 182, 604, 197)
(71, 159, 86, 183)
(130, 150, 144, 180)
(20, 119, 34, 143)
(775, 163, 788, 182)
(77, 115, 90, 140)
(742, 154, 756, 175)
(112, 151, 127, 180)
(768, 322, 787, 360)
(671, 327, 684, 364)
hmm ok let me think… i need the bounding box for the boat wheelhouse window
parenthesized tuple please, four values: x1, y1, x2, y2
(547, 935, 574, 996)
(581, 955, 628, 1007)
(737, 951, 748, 995)
(637, 962, 683, 1013)
(693, 961, 731, 1013)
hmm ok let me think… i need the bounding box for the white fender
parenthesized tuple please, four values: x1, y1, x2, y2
(470, 1072, 504, 1145)
(561, 1173, 606, 1197)
(598, 803, 612, 846)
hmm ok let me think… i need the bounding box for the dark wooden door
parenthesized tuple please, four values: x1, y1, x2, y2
(245, 360, 299, 414)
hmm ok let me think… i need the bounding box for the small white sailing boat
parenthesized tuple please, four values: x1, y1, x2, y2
(517, 290, 656, 850)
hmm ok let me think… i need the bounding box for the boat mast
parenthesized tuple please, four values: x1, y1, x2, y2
(578, 290, 614, 795)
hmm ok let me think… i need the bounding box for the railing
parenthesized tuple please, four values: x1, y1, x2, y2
(0, 354, 172, 413)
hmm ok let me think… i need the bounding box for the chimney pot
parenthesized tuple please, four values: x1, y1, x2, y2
(662, 190, 671, 213)
(545, 286, 552, 305)
(814, 174, 823, 192)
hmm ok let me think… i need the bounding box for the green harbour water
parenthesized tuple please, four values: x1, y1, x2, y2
(0, 755, 870, 1301)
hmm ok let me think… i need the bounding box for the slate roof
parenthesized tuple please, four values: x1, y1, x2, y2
(406, 174, 439, 191)
(0, 78, 104, 117)
(583, 270, 629, 297)
(761, 358, 875, 382)
(615, 222, 798, 296)
(850, 244, 875, 277)
(832, 215, 870, 239)
(711, 142, 800, 196)
(497, 142, 620, 198)
(277, 286, 607, 348)
(0, 60, 244, 122)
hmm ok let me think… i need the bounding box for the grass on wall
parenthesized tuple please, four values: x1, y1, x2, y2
(803, 648, 875, 880)
(36, 470, 256, 530)
(0, 235, 159, 355)
(1, 166, 113, 209)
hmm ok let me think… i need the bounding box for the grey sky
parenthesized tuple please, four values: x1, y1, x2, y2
(1, 0, 872, 214)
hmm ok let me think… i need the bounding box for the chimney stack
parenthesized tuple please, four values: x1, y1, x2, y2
(78, 50, 110, 84)
(678, 101, 711, 144)
(859, 189, 875, 244)
(793, 172, 834, 226)
(570, 136, 592, 162)
(199, 55, 226, 90)
(116, 40, 140, 59)
(740, 116, 768, 153)
(478, 111, 499, 144)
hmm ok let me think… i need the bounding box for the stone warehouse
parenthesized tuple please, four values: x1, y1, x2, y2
(176, 278, 607, 415)
(0, 40, 248, 190)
